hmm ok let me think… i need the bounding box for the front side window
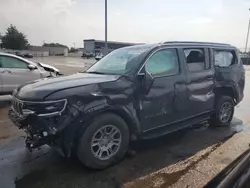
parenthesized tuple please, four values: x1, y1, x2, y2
(144, 49, 179, 77)
(184, 49, 205, 72)
(0, 56, 28, 69)
(214, 50, 234, 67)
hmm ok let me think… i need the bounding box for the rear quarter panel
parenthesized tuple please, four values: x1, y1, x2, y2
(213, 49, 245, 103)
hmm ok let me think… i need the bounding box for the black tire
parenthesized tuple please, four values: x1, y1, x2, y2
(77, 113, 130, 169)
(209, 96, 234, 127)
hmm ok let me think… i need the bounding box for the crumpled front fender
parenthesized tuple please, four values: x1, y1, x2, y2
(61, 97, 140, 157)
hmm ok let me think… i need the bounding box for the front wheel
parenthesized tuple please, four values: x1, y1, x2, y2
(209, 96, 234, 127)
(77, 113, 130, 169)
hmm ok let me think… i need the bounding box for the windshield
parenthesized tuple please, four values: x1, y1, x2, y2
(86, 45, 152, 75)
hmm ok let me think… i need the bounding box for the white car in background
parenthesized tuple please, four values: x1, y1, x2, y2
(95, 53, 104, 61)
(0, 52, 61, 95)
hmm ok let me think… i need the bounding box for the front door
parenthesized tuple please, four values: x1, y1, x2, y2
(0, 55, 41, 93)
(182, 48, 215, 117)
(138, 48, 187, 131)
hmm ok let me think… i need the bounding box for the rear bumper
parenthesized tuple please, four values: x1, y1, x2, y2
(236, 92, 244, 105)
(234, 79, 244, 105)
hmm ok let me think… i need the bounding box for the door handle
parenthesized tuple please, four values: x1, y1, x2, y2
(206, 76, 213, 81)
(188, 77, 213, 83)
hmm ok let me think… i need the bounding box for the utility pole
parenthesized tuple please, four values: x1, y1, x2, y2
(245, 9, 250, 53)
(0, 32, 2, 49)
(104, 0, 108, 55)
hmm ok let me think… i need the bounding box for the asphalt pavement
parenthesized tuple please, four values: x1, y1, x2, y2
(0, 57, 250, 188)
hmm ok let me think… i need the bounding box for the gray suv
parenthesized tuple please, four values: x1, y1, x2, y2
(8, 42, 245, 169)
(0, 53, 59, 95)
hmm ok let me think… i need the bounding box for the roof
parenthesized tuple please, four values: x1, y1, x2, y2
(0, 52, 37, 66)
(116, 44, 158, 51)
(117, 41, 236, 51)
(84, 39, 142, 45)
(162, 41, 235, 48)
(84, 39, 235, 48)
(0, 52, 22, 57)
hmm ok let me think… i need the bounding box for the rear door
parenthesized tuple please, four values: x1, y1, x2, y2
(0, 55, 41, 93)
(181, 47, 215, 117)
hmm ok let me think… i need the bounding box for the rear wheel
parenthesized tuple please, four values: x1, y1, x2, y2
(209, 96, 234, 127)
(77, 113, 130, 169)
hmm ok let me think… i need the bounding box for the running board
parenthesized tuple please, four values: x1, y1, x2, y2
(140, 114, 210, 140)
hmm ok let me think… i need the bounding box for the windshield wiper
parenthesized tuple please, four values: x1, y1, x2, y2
(86, 71, 106, 75)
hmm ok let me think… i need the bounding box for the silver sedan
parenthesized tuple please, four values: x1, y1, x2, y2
(0, 52, 60, 95)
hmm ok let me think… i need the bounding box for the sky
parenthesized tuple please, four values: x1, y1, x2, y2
(0, 0, 250, 49)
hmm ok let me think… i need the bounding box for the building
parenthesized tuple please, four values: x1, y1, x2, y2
(83, 39, 140, 55)
(77, 48, 84, 52)
(29, 46, 68, 56)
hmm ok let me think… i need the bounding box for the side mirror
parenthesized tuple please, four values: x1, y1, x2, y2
(138, 69, 154, 94)
(28, 64, 37, 70)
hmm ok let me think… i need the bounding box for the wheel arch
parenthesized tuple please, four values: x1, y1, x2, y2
(214, 86, 238, 104)
(87, 106, 140, 141)
(103, 108, 140, 140)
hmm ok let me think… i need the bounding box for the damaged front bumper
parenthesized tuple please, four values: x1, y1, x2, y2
(8, 108, 60, 150)
(8, 98, 78, 152)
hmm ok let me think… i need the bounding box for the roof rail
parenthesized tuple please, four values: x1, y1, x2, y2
(163, 41, 231, 46)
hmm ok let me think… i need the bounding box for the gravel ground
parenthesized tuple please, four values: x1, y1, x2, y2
(0, 57, 250, 188)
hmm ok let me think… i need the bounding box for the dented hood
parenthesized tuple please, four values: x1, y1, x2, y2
(16, 73, 120, 100)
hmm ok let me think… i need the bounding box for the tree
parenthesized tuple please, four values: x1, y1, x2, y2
(43, 43, 68, 49)
(1, 25, 29, 50)
(69, 47, 77, 52)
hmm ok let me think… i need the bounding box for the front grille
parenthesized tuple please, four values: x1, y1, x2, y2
(12, 97, 24, 115)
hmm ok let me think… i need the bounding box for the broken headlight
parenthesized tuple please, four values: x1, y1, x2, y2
(23, 99, 67, 116)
